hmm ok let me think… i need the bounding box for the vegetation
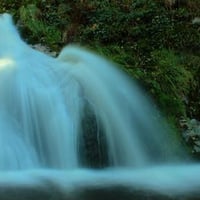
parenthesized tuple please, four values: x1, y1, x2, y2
(0, 0, 200, 151)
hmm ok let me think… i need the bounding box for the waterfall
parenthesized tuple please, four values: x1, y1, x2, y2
(0, 13, 199, 199)
(0, 13, 184, 170)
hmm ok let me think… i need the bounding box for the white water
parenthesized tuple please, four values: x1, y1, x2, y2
(0, 165, 200, 196)
(0, 13, 199, 197)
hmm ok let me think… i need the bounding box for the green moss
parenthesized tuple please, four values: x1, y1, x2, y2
(19, 4, 62, 49)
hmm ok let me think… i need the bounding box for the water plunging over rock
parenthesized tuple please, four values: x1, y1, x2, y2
(0, 13, 199, 199)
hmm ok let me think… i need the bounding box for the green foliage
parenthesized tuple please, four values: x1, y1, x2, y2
(144, 49, 192, 118)
(19, 4, 62, 48)
(78, 0, 159, 45)
(181, 54, 200, 119)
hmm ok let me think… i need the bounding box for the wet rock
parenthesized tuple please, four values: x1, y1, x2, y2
(181, 118, 200, 154)
(30, 44, 57, 57)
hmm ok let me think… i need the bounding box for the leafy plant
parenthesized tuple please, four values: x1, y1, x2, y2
(19, 4, 62, 48)
(144, 49, 192, 118)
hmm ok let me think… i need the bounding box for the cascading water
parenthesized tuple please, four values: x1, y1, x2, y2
(0, 13, 200, 199)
